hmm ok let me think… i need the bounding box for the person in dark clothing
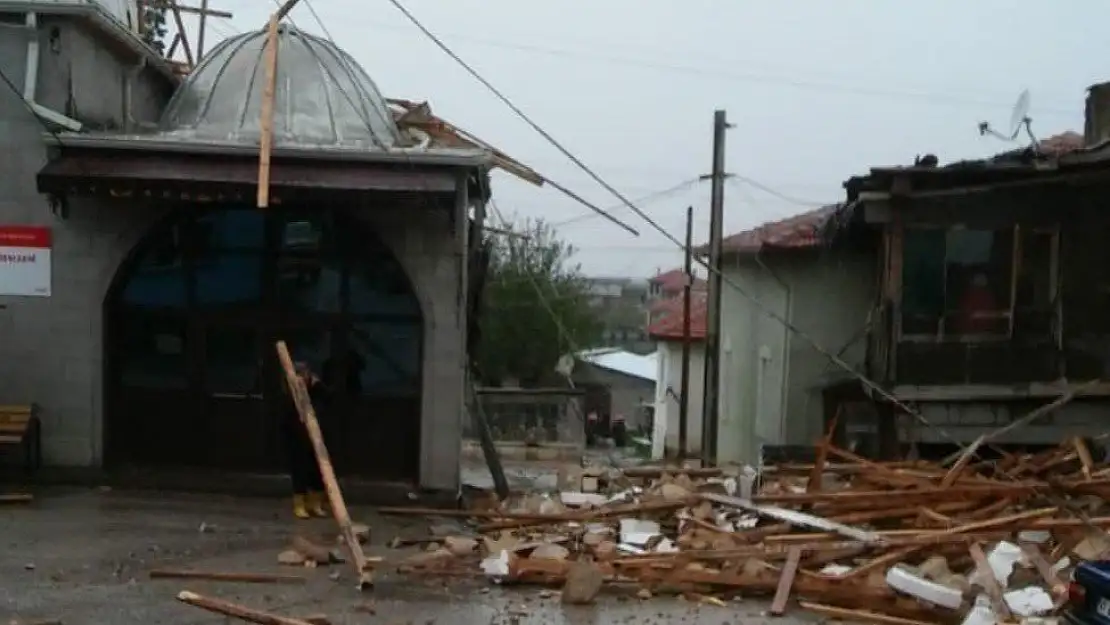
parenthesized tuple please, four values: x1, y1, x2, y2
(284, 361, 330, 519)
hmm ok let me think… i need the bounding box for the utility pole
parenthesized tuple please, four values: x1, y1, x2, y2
(678, 205, 693, 461)
(701, 110, 728, 466)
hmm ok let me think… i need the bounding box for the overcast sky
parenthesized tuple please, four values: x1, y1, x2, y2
(189, 0, 1100, 277)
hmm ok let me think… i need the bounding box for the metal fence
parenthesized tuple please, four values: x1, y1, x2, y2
(467, 387, 586, 446)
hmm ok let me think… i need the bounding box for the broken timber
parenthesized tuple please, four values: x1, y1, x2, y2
(276, 340, 373, 589)
(177, 591, 315, 625)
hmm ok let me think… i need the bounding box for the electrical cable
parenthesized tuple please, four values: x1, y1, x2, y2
(386, 0, 1104, 508)
(550, 177, 703, 228)
(353, 17, 1075, 117)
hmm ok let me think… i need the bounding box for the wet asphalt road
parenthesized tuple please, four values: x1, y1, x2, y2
(1, 487, 819, 624)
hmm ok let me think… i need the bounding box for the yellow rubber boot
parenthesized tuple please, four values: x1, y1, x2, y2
(307, 491, 329, 518)
(292, 494, 310, 520)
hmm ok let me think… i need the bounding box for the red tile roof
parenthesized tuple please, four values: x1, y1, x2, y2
(1037, 131, 1085, 156)
(704, 205, 838, 256)
(649, 268, 706, 293)
(649, 268, 686, 289)
(646, 292, 707, 341)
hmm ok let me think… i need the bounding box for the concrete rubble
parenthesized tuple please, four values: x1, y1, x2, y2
(382, 436, 1110, 625)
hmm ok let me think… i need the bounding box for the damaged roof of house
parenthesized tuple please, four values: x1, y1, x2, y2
(646, 291, 708, 342)
(843, 130, 1110, 197)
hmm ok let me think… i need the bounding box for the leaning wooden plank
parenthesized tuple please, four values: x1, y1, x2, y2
(806, 408, 840, 494)
(703, 493, 882, 543)
(1075, 436, 1095, 480)
(177, 590, 315, 625)
(276, 340, 373, 589)
(799, 602, 938, 625)
(969, 542, 1012, 620)
(769, 546, 802, 616)
(1020, 543, 1067, 596)
(256, 14, 279, 208)
(940, 434, 984, 488)
(841, 507, 1058, 580)
(150, 569, 305, 584)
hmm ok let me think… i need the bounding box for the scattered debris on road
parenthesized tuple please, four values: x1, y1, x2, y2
(381, 435, 1110, 624)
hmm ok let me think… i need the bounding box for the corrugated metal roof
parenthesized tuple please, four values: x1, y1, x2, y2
(577, 348, 657, 382)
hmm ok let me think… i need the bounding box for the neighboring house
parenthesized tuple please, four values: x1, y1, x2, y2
(646, 268, 706, 327)
(701, 81, 1110, 464)
(0, 6, 539, 498)
(573, 347, 658, 434)
(646, 292, 707, 459)
(695, 207, 876, 466)
(843, 93, 1110, 456)
(583, 276, 654, 354)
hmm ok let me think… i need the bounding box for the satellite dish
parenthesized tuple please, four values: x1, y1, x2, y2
(978, 89, 1037, 145)
(1008, 90, 1031, 138)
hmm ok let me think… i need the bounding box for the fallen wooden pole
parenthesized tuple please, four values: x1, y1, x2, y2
(0, 493, 33, 503)
(150, 569, 305, 584)
(276, 340, 373, 589)
(256, 14, 279, 208)
(177, 590, 315, 625)
(468, 382, 509, 500)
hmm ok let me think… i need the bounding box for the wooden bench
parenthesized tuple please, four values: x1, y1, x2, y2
(0, 404, 42, 473)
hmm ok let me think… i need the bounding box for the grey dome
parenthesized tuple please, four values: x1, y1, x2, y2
(159, 26, 401, 149)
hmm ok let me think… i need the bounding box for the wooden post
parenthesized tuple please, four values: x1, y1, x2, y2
(168, 0, 194, 67)
(196, 0, 209, 61)
(275, 340, 374, 589)
(678, 205, 693, 460)
(256, 14, 279, 208)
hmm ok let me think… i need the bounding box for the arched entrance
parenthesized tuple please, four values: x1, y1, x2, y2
(103, 205, 423, 481)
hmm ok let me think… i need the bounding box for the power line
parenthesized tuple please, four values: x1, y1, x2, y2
(550, 177, 703, 228)
(356, 17, 1076, 117)
(726, 175, 832, 208)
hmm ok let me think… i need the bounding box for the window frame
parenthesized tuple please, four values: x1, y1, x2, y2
(895, 224, 1060, 344)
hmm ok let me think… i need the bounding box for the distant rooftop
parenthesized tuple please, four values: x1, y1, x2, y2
(576, 347, 657, 382)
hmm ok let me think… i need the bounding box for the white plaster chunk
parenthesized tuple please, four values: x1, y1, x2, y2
(1003, 586, 1055, 617)
(885, 564, 964, 610)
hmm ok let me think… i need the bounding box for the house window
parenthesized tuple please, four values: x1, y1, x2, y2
(900, 227, 1015, 339)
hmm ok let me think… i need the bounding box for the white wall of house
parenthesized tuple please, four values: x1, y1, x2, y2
(717, 251, 876, 465)
(652, 340, 706, 459)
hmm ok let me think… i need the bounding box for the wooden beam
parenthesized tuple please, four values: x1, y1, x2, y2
(167, 32, 181, 58)
(769, 547, 802, 616)
(168, 0, 193, 67)
(256, 14, 279, 208)
(969, 542, 1012, 620)
(274, 0, 302, 20)
(141, 1, 233, 19)
(177, 591, 315, 625)
(196, 0, 209, 61)
(275, 341, 373, 589)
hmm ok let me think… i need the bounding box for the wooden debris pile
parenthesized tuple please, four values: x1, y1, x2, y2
(386, 437, 1110, 624)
